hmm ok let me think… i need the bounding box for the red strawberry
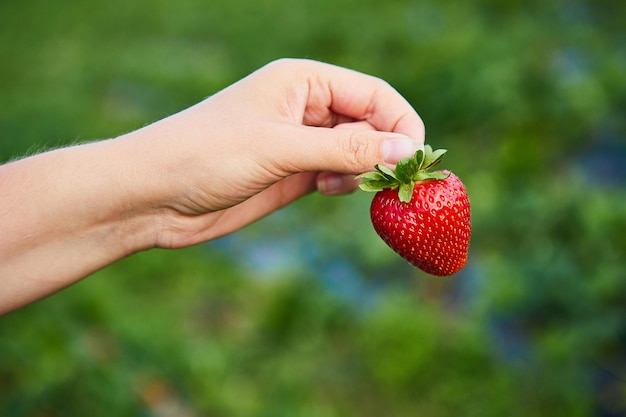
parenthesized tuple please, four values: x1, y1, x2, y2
(357, 145, 471, 276)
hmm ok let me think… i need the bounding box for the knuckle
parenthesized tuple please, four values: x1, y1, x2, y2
(341, 132, 373, 172)
(266, 57, 304, 73)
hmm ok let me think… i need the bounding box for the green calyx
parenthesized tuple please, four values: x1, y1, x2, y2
(357, 144, 450, 203)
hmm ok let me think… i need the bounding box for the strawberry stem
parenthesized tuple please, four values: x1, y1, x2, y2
(356, 145, 451, 203)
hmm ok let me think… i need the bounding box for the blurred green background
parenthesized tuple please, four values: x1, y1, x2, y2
(1, 0, 625, 415)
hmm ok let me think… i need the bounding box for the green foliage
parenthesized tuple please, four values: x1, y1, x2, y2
(358, 146, 451, 201)
(1, 0, 626, 415)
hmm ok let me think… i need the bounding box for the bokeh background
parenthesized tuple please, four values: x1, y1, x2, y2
(1, 0, 625, 416)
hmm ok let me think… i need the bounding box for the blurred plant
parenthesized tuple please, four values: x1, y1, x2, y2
(1, 0, 625, 415)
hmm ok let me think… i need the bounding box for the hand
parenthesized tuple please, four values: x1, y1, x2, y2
(129, 58, 425, 247)
(0, 58, 424, 313)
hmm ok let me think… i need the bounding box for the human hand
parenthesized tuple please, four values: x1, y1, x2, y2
(0, 58, 425, 313)
(125, 58, 425, 248)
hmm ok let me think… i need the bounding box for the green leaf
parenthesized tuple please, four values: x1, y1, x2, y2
(358, 182, 386, 192)
(355, 171, 386, 182)
(415, 170, 451, 181)
(422, 148, 447, 171)
(428, 171, 451, 180)
(395, 157, 418, 183)
(414, 148, 425, 169)
(359, 179, 400, 192)
(375, 165, 397, 181)
(398, 181, 415, 203)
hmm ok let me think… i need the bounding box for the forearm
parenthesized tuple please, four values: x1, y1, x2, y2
(0, 138, 160, 314)
(0, 98, 246, 315)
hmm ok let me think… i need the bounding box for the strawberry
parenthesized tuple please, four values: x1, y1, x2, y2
(357, 145, 471, 276)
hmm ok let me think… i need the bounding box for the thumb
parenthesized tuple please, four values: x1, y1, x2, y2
(285, 124, 424, 174)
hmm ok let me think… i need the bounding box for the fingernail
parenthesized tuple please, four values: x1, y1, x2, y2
(383, 138, 423, 164)
(317, 175, 343, 195)
(317, 174, 358, 195)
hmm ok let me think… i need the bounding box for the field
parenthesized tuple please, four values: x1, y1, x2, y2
(1, 0, 625, 415)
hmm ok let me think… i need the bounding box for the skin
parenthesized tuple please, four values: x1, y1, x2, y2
(0, 58, 425, 315)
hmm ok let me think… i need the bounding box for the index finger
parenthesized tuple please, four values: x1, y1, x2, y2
(296, 59, 425, 141)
